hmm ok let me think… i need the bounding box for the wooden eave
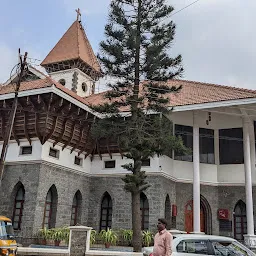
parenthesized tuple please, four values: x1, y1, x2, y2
(0, 91, 97, 155)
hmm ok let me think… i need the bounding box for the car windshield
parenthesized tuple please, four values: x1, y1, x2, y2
(0, 221, 15, 239)
(212, 241, 255, 256)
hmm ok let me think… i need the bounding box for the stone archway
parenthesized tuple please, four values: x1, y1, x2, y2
(184, 195, 212, 234)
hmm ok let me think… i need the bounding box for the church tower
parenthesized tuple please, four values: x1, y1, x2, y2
(41, 9, 102, 97)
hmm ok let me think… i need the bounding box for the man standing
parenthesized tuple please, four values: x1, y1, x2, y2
(153, 218, 173, 256)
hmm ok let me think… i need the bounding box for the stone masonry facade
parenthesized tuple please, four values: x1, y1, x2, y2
(0, 162, 255, 242)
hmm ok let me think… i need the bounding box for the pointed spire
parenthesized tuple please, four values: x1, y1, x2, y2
(41, 10, 101, 76)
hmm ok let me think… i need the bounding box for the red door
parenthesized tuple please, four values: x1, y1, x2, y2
(185, 201, 205, 233)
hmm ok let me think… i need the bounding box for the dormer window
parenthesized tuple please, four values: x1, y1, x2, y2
(81, 82, 88, 92)
(59, 79, 66, 86)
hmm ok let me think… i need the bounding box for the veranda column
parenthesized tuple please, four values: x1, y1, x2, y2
(214, 129, 220, 165)
(193, 111, 201, 233)
(249, 121, 256, 182)
(243, 117, 256, 248)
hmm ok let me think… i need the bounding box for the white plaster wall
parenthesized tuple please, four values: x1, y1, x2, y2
(217, 164, 245, 184)
(49, 68, 94, 97)
(50, 69, 74, 91)
(171, 110, 243, 129)
(200, 163, 218, 183)
(76, 72, 94, 97)
(159, 156, 174, 176)
(173, 160, 193, 181)
(41, 141, 91, 173)
(90, 154, 160, 175)
(0, 140, 42, 162)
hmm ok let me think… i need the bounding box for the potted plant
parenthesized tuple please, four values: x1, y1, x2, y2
(120, 229, 133, 246)
(37, 227, 50, 245)
(142, 230, 153, 247)
(90, 230, 97, 246)
(99, 228, 118, 248)
(50, 227, 69, 246)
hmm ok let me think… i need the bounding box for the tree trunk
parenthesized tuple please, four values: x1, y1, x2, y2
(132, 190, 142, 252)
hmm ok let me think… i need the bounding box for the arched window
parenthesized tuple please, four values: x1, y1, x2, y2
(100, 192, 112, 231)
(81, 82, 88, 92)
(165, 195, 171, 229)
(58, 79, 66, 86)
(140, 193, 149, 230)
(234, 200, 247, 241)
(71, 191, 82, 226)
(43, 185, 58, 229)
(12, 186, 25, 230)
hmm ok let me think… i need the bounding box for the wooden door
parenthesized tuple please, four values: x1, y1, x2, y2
(185, 201, 206, 233)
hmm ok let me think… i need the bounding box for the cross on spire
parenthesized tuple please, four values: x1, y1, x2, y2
(76, 8, 81, 21)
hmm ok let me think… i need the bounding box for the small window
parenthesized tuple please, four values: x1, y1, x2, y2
(74, 156, 82, 166)
(21, 146, 32, 155)
(59, 79, 66, 86)
(49, 148, 59, 158)
(177, 240, 209, 254)
(142, 159, 150, 167)
(81, 82, 88, 92)
(104, 160, 116, 169)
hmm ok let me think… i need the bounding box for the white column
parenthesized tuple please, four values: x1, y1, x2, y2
(193, 111, 201, 233)
(214, 129, 220, 165)
(242, 117, 256, 249)
(243, 118, 254, 235)
(249, 121, 256, 182)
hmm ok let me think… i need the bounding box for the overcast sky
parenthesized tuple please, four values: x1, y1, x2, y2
(0, 0, 256, 91)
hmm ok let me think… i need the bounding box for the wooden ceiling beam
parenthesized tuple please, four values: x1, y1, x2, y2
(106, 138, 112, 159)
(43, 116, 58, 144)
(70, 125, 83, 154)
(96, 140, 102, 160)
(24, 112, 31, 145)
(37, 95, 47, 110)
(90, 144, 97, 162)
(53, 118, 68, 147)
(78, 124, 91, 156)
(0, 110, 5, 140)
(11, 124, 20, 146)
(35, 112, 43, 144)
(62, 122, 76, 151)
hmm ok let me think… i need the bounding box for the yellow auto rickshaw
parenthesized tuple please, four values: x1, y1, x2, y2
(0, 216, 17, 256)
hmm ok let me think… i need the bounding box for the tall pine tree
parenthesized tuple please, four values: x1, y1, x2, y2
(93, 0, 185, 252)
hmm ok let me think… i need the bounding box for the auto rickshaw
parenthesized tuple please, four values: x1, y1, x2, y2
(0, 216, 17, 256)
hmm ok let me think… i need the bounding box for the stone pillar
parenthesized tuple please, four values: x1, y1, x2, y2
(193, 111, 201, 233)
(243, 117, 256, 248)
(69, 226, 92, 256)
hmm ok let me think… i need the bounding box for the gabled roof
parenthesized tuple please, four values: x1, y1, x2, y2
(85, 80, 256, 110)
(3, 65, 47, 86)
(41, 20, 101, 73)
(1, 78, 256, 113)
(0, 76, 92, 107)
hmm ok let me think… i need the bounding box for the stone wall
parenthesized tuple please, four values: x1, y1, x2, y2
(87, 175, 176, 231)
(0, 162, 90, 243)
(2, 162, 256, 242)
(0, 163, 41, 240)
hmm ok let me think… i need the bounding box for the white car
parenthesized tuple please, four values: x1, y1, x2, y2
(142, 233, 256, 256)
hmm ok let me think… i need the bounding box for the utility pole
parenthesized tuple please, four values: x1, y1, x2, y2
(0, 49, 28, 186)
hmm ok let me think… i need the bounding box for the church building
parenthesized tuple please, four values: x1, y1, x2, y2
(1, 13, 256, 248)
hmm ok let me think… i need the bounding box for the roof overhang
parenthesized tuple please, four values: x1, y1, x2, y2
(0, 85, 103, 119)
(171, 97, 256, 112)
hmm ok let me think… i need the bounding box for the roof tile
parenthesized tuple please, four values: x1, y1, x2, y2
(41, 21, 101, 73)
(85, 80, 256, 109)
